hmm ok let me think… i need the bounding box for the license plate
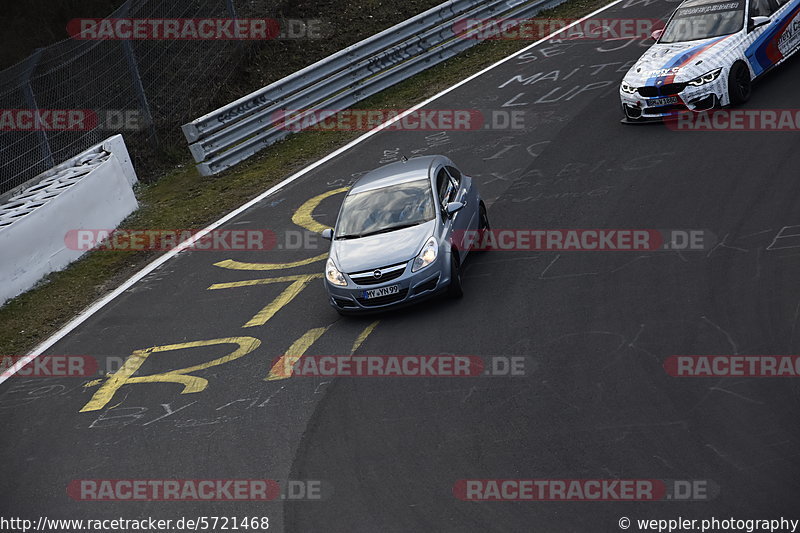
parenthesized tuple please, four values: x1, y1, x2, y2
(363, 285, 399, 299)
(649, 96, 678, 106)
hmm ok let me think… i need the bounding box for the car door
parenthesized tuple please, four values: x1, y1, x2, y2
(433, 166, 460, 258)
(771, 0, 800, 58)
(434, 166, 456, 253)
(446, 164, 479, 231)
(745, 0, 798, 75)
(444, 165, 476, 261)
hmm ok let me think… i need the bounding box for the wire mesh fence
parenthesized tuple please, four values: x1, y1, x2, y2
(0, 0, 272, 198)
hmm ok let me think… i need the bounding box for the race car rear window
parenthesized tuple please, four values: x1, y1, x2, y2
(660, 1, 745, 43)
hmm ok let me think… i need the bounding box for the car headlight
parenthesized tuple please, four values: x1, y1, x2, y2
(412, 237, 438, 272)
(621, 81, 638, 94)
(325, 258, 347, 286)
(686, 68, 723, 87)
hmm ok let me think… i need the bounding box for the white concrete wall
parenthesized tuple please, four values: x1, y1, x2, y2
(0, 135, 139, 306)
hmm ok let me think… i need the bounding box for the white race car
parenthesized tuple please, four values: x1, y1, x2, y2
(620, 0, 800, 122)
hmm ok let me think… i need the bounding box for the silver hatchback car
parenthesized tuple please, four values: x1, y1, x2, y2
(321, 155, 488, 314)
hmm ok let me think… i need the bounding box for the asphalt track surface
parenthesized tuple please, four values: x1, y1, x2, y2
(3, 0, 800, 531)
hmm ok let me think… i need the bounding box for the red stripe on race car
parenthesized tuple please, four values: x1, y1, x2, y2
(763, 7, 800, 65)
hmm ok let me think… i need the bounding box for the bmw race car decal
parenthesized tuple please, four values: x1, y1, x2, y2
(746, 3, 800, 76)
(646, 35, 730, 86)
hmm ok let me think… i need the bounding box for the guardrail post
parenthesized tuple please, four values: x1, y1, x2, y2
(21, 48, 54, 169)
(225, 0, 244, 49)
(119, 1, 158, 149)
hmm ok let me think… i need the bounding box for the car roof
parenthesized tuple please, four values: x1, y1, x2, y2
(349, 155, 447, 194)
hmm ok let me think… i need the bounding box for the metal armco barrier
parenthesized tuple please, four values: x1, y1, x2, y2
(182, 0, 567, 176)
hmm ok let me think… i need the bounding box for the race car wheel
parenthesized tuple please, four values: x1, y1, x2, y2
(477, 202, 490, 253)
(479, 202, 490, 231)
(728, 61, 751, 106)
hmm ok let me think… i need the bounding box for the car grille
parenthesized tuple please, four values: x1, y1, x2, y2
(349, 262, 407, 286)
(637, 83, 687, 97)
(644, 104, 686, 114)
(356, 288, 409, 307)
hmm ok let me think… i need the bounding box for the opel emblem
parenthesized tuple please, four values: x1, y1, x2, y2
(373, 269, 382, 279)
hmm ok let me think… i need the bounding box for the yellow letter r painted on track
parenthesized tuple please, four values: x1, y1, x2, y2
(80, 337, 261, 412)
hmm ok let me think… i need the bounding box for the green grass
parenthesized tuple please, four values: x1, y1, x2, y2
(0, 0, 616, 355)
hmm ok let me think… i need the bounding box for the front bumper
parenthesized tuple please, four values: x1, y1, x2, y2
(619, 78, 725, 122)
(324, 257, 450, 314)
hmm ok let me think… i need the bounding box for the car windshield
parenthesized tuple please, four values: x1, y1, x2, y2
(335, 179, 435, 239)
(659, 0, 745, 43)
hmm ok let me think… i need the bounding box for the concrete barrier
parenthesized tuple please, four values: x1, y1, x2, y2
(0, 134, 139, 306)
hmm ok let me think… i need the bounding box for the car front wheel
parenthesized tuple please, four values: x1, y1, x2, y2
(727, 61, 751, 106)
(448, 255, 463, 298)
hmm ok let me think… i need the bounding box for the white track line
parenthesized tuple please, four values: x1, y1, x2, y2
(1, 0, 626, 383)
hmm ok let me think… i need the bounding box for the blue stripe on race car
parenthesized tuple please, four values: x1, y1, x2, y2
(645, 36, 727, 86)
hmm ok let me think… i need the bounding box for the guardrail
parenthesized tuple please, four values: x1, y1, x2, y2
(182, 0, 567, 176)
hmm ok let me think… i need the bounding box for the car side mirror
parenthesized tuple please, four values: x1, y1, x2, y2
(651, 29, 664, 41)
(321, 228, 333, 240)
(749, 16, 770, 30)
(445, 201, 465, 216)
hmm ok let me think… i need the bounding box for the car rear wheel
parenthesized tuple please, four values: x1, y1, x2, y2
(479, 202, 490, 231)
(448, 254, 463, 298)
(728, 62, 751, 106)
(476, 202, 490, 253)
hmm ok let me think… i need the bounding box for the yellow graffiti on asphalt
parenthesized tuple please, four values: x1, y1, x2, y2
(214, 255, 327, 271)
(291, 186, 348, 233)
(265, 326, 331, 381)
(265, 320, 381, 381)
(351, 321, 380, 354)
(213, 273, 323, 328)
(80, 337, 261, 412)
(208, 273, 322, 290)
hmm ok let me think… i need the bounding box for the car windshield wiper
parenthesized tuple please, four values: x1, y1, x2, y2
(355, 222, 422, 238)
(336, 222, 422, 240)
